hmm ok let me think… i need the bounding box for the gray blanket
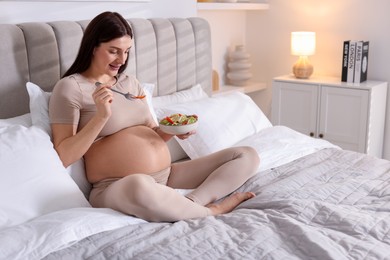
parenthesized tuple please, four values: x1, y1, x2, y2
(44, 148, 390, 260)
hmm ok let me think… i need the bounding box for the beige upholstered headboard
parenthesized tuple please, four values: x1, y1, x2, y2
(0, 17, 212, 119)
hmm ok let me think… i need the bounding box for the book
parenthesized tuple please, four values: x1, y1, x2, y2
(354, 41, 363, 83)
(347, 41, 357, 83)
(354, 41, 369, 83)
(341, 40, 350, 82)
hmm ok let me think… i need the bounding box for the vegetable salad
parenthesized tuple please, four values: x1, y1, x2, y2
(159, 113, 198, 126)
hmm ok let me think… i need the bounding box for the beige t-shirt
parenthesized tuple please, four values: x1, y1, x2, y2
(49, 73, 154, 138)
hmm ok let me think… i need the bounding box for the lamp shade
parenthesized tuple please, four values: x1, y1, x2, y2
(291, 32, 316, 56)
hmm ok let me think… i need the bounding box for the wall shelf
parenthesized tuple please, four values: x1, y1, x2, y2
(198, 2, 269, 11)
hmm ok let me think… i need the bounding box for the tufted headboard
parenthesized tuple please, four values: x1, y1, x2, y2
(0, 17, 212, 119)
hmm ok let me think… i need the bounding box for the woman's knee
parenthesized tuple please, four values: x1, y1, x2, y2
(120, 174, 157, 204)
(99, 174, 151, 209)
(234, 146, 260, 174)
(244, 146, 260, 164)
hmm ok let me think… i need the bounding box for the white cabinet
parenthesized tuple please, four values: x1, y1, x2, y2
(272, 75, 388, 158)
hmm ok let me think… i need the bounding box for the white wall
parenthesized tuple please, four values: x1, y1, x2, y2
(245, 0, 390, 159)
(0, 0, 196, 24)
(197, 10, 247, 85)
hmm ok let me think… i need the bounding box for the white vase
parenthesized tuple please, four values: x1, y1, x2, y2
(228, 61, 252, 70)
(227, 45, 252, 86)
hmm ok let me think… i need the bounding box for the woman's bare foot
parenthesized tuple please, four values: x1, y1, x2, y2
(206, 192, 255, 216)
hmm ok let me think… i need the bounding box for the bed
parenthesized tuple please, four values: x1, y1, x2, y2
(1, 17, 390, 260)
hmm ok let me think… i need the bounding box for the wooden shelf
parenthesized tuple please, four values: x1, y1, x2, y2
(198, 2, 269, 11)
(212, 82, 266, 96)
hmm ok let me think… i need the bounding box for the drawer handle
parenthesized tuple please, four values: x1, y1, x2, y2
(319, 133, 324, 138)
(309, 132, 314, 137)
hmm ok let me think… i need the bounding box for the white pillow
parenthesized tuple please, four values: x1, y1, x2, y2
(152, 83, 209, 109)
(66, 158, 91, 199)
(141, 82, 158, 123)
(26, 82, 92, 198)
(0, 125, 90, 228)
(155, 92, 272, 159)
(26, 82, 51, 134)
(0, 113, 32, 127)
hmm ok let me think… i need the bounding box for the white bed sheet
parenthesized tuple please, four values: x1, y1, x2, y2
(0, 126, 337, 260)
(235, 125, 339, 172)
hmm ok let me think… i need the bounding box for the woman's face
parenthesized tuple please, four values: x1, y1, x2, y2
(92, 35, 132, 77)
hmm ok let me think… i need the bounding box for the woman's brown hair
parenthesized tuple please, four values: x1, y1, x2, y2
(63, 11, 133, 77)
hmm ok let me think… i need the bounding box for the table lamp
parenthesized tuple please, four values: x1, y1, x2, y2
(291, 31, 316, 79)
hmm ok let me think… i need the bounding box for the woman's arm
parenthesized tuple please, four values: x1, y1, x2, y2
(51, 85, 113, 167)
(51, 115, 107, 167)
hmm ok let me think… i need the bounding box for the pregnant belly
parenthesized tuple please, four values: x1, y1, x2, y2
(84, 125, 171, 183)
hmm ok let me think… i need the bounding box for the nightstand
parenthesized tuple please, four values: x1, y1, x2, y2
(271, 75, 388, 158)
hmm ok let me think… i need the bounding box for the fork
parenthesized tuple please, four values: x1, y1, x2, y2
(95, 82, 145, 100)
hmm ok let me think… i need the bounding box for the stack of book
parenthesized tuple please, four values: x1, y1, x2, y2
(341, 40, 369, 83)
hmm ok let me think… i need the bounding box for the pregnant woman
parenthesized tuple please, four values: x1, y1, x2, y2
(49, 11, 260, 222)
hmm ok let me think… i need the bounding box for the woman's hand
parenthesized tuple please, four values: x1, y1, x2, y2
(176, 130, 196, 140)
(151, 126, 196, 142)
(93, 85, 114, 119)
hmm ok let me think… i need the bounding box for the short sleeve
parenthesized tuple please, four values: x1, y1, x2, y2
(49, 77, 82, 125)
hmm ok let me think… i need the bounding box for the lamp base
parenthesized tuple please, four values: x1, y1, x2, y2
(293, 56, 313, 79)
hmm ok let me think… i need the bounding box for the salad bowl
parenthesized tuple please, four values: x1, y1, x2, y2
(159, 114, 198, 135)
